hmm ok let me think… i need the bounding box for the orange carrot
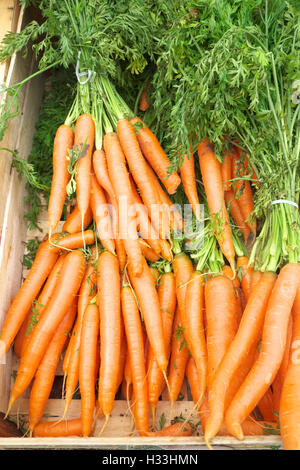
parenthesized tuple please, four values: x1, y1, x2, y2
(221, 149, 232, 192)
(150, 422, 193, 437)
(79, 303, 99, 437)
(128, 257, 168, 373)
(139, 83, 150, 112)
(147, 271, 176, 419)
(103, 131, 143, 277)
(167, 309, 189, 404)
(257, 388, 275, 422)
(237, 256, 253, 302)
(50, 230, 95, 252)
(197, 139, 236, 275)
(48, 124, 74, 234)
(225, 263, 300, 440)
(139, 239, 160, 262)
(64, 255, 97, 416)
(130, 117, 181, 195)
(232, 147, 256, 236)
(74, 113, 95, 219)
(62, 205, 93, 234)
(180, 151, 201, 220)
(28, 299, 77, 433)
(280, 285, 300, 450)
(183, 271, 207, 406)
(6, 250, 86, 414)
(90, 174, 115, 254)
(121, 286, 149, 435)
(224, 190, 251, 242)
(13, 310, 31, 358)
(32, 418, 82, 437)
(97, 251, 121, 421)
(204, 272, 276, 441)
(0, 240, 59, 358)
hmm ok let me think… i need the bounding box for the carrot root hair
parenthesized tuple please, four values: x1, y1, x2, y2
(98, 414, 109, 437)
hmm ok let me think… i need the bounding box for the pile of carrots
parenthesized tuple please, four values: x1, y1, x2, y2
(0, 83, 299, 451)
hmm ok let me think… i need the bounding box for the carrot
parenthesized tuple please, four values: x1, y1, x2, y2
(151, 422, 193, 437)
(50, 230, 95, 252)
(6, 251, 85, 415)
(130, 176, 161, 255)
(197, 139, 236, 275)
(257, 388, 275, 422)
(103, 131, 143, 277)
(147, 271, 176, 420)
(145, 161, 183, 233)
(183, 271, 207, 405)
(221, 149, 232, 192)
(167, 309, 189, 404)
(205, 275, 239, 390)
(115, 323, 127, 394)
(204, 272, 276, 442)
(225, 263, 300, 440)
(13, 310, 31, 358)
(97, 251, 121, 422)
(280, 285, 300, 450)
(62, 204, 93, 234)
(48, 124, 74, 234)
(0, 240, 59, 358)
(250, 271, 263, 292)
(74, 113, 95, 219)
(121, 286, 149, 435)
(149, 267, 160, 285)
(118, 118, 169, 239)
(159, 239, 173, 262)
(90, 174, 115, 254)
(139, 83, 150, 112)
(21, 254, 67, 357)
(139, 239, 160, 262)
(64, 254, 97, 416)
(224, 190, 251, 242)
(32, 418, 82, 437)
(79, 303, 99, 437)
(232, 147, 256, 236)
(172, 253, 194, 320)
(28, 299, 77, 433)
(237, 256, 253, 302)
(180, 151, 201, 220)
(130, 117, 181, 195)
(122, 345, 133, 402)
(187, 358, 279, 438)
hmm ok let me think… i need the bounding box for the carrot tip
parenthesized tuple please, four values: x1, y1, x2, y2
(204, 436, 213, 451)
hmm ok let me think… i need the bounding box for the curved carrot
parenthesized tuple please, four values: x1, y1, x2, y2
(48, 124, 74, 234)
(0, 240, 59, 358)
(139, 84, 150, 112)
(139, 240, 160, 262)
(62, 205, 93, 234)
(180, 151, 201, 220)
(197, 139, 235, 275)
(32, 418, 82, 437)
(225, 190, 251, 242)
(90, 174, 115, 254)
(225, 263, 300, 440)
(103, 131, 143, 277)
(128, 257, 168, 373)
(97, 251, 121, 420)
(204, 272, 276, 441)
(28, 299, 77, 433)
(130, 117, 181, 195)
(280, 285, 300, 450)
(6, 250, 86, 414)
(79, 303, 99, 437)
(13, 310, 31, 358)
(50, 230, 95, 252)
(121, 286, 149, 435)
(74, 113, 95, 219)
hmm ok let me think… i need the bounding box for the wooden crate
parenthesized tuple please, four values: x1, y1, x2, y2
(0, 2, 283, 450)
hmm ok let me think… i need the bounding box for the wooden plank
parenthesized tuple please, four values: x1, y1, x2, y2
(0, 0, 21, 84)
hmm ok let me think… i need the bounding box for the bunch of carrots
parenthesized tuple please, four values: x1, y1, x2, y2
(0, 70, 299, 451)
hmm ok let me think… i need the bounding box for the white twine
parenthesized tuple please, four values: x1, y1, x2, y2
(270, 199, 299, 209)
(75, 51, 96, 85)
